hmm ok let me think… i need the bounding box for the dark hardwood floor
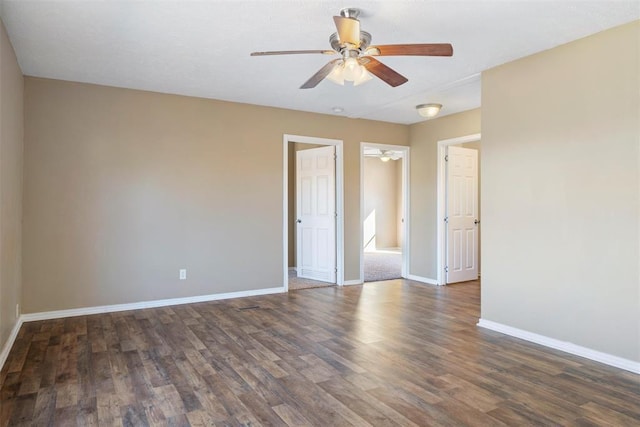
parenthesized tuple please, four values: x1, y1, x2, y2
(1, 280, 638, 426)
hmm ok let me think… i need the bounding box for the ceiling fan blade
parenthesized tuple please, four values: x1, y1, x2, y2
(251, 50, 335, 56)
(333, 16, 361, 46)
(300, 59, 341, 89)
(368, 43, 453, 57)
(363, 57, 408, 87)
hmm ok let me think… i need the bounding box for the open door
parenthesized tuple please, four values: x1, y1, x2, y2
(296, 146, 336, 283)
(446, 146, 479, 283)
(361, 144, 409, 283)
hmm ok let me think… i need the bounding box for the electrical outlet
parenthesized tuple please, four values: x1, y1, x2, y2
(179, 269, 187, 280)
(15, 304, 20, 319)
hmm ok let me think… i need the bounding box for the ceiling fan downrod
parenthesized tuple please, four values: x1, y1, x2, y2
(340, 8, 360, 19)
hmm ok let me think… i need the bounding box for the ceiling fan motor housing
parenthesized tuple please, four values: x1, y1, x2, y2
(330, 31, 372, 54)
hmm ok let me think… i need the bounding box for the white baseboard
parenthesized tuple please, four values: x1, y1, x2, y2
(20, 286, 286, 323)
(342, 279, 362, 286)
(477, 319, 640, 374)
(406, 274, 441, 286)
(0, 317, 24, 372)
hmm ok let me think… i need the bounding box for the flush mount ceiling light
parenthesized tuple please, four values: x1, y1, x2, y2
(416, 103, 442, 118)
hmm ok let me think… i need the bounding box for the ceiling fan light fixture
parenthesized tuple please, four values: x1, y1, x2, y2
(343, 57, 360, 81)
(379, 150, 393, 162)
(416, 103, 442, 118)
(326, 62, 345, 85)
(353, 68, 373, 86)
(326, 58, 372, 87)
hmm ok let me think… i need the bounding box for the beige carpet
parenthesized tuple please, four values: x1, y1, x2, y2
(364, 249, 402, 282)
(288, 269, 335, 291)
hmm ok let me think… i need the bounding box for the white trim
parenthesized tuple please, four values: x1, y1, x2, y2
(436, 133, 481, 286)
(0, 317, 24, 371)
(283, 134, 345, 289)
(406, 274, 440, 286)
(21, 287, 285, 323)
(438, 133, 482, 146)
(477, 319, 640, 374)
(402, 148, 411, 279)
(342, 280, 362, 286)
(360, 142, 411, 284)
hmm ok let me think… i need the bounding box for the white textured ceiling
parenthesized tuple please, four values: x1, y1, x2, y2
(1, 1, 638, 124)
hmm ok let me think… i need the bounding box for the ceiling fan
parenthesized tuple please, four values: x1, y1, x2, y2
(250, 8, 453, 89)
(364, 149, 402, 162)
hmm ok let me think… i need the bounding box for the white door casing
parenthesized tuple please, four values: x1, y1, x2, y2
(296, 146, 336, 283)
(446, 146, 479, 283)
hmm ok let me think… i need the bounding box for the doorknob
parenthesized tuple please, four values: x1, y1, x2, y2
(474, 219, 480, 225)
(296, 219, 302, 224)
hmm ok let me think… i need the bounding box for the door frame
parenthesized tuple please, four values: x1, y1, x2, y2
(359, 142, 411, 283)
(283, 134, 344, 291)
(437, 133, 481, 286)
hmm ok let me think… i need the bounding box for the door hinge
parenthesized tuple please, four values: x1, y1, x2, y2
(335, 267, 338, 272)
(444, 154, 449, 162)
(334, 212, 338, 218)
(444, 216, 449, 223)
(445, 266, 449, 273)
(334, 154, 337, 160)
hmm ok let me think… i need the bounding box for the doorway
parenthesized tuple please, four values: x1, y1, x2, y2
(283, 134, 344, 291)
(360, 143, 410, 283)
(437, 133, 481, 285)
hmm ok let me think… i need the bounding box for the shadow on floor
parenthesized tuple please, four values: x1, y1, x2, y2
(288, 269, 335, 291)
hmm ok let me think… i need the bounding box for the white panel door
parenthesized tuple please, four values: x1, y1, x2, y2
(446, 146, 478, 283)
(296, 146, 336, 283)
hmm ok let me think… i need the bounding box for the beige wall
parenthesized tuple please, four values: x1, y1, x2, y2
(482, 21, 639, 361)
(363, 157, 400, 249)
(408, 109, 481, 279)
(0, 20, 23, 350)
(23, 77, 408, 313)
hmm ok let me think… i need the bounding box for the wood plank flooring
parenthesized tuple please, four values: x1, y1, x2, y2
(1, 280, 638, 426)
